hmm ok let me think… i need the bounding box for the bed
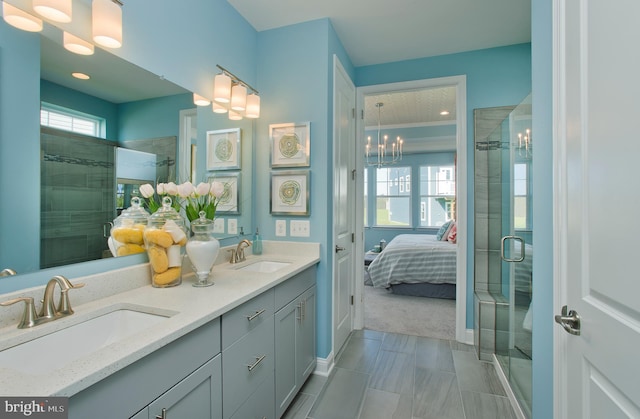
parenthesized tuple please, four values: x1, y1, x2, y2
(366, 234, 457, 299)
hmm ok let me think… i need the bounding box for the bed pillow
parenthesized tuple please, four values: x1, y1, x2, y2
(441, 220, 455, 241)
(435, 220, 453, 241)
(447, 223, 457, 244)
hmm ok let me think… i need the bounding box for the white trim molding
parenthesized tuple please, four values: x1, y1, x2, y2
(314, 352, 335, 377)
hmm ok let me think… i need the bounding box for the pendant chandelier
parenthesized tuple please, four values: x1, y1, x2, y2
(365, 102, 403, 167)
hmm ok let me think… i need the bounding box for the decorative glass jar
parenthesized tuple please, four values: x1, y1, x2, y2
(109, 197, 149, 257)
(143, 197, 187, 288)
(186, 211, 220, 287)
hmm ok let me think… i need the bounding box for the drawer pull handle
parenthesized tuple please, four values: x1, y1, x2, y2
(246, 309, 266, 321)
(155, 408, 167, 419)
(247, 355, 266, 371)
(296, 302, 303, 321)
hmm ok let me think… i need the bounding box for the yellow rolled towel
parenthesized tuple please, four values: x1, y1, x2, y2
(144, 229, 174, 248)
(112, 227, 144, 245)
(116, 243, 145, 256)
(148, 245, 169, 273)
(153, 267, 181, 285)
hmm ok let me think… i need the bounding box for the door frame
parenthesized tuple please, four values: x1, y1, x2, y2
(354, 75, 469, 343)
(331, 55, 357, 360)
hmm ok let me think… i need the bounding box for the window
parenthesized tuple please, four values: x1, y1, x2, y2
(40, 103, 105, 138)
(514, 163, 528, 229)
(419, 165, 456, 227)
(375, 166, 411, 226)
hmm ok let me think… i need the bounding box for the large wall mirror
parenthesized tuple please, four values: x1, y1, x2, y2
(0, 20, 253, 285)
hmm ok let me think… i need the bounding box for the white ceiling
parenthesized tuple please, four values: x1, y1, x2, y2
(227, 0, 531, 67)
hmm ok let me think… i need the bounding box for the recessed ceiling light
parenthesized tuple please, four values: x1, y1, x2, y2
(72, 72, 90, 80)
(440, 110, 450, 116)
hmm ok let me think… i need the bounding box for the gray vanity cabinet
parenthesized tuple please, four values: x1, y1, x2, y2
(132, 355, 222, 419)
(69, 319, 222, 419)
(221, 289, 275, 419)
(274, 267, 317, 418)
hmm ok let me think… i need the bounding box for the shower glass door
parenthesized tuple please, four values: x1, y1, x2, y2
(493, 94, 533, 417)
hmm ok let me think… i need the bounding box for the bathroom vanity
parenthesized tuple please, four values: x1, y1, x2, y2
(0, 242, 319, 419)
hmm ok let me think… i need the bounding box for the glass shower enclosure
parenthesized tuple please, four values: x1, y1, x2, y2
(474, 94, 533, 417)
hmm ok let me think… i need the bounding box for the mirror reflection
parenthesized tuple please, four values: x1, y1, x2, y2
(2, 21, 253, 278)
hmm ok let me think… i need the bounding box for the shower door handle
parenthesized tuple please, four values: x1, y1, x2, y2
(500, 236, 525, 262)
(555, 305, 581, 336)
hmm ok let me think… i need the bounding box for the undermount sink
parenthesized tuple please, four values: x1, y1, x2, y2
(237, 260, 291, 273)
(0, 306, 174, 375)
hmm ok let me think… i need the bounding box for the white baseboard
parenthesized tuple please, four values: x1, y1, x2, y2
(314, 351, 334, 377)
(461, 328, 474, 346)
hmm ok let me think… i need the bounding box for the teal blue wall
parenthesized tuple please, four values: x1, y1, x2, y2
(531, 0, 553, 417)
(356, 43, 532, 330)
(117, 93, 192, 141)
(0, 23, 41, 275)
(256, 19, 332, 358)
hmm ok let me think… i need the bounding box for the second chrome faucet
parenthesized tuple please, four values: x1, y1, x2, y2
(0, 275, 84, 329)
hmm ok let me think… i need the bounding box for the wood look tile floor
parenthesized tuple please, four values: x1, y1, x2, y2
(282, 329, 517, 419)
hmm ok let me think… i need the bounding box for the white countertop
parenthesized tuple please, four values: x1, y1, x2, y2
(0, 241, 320, 397)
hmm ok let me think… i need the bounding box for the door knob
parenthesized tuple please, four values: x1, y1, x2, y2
(554, 305, 581, 335)
(335, 245, 345, 253)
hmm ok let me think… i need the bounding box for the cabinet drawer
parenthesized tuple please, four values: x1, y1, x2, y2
(274, 266, 316, 311)
(223, 318, 274, 419)
(222, 289, 274, 349)
(230, 370, 275, 419)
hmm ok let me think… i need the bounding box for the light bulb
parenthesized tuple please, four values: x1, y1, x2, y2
(64, 32, 94, 55)
(230, 84, 247, 111)
(92, 0, 122, 48)
(2, 2, 43, 32)
(213, 73, 231, 103)
(33, 0, 72, 22)
(245, 94, 260, 118)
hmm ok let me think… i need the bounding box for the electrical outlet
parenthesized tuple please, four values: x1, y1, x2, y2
(227, 219, 237, 235)
(213, 218, 225, 233)
(290, 220, 310, 237)
(275, 219, 287, 237)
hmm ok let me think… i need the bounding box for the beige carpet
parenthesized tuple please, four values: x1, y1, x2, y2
(364, 285, 456, 341)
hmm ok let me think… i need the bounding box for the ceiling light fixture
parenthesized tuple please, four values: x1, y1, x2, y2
(193, 93, 211, 106)
(92, 0, 123, 49)
(365, 102, 403, 167)
(212, 65, 260, 120)
(2, 2, 43, 32)
(33, 0, 72, 23)
(63, 32, 94, 55)
(72, 72, 90, 80)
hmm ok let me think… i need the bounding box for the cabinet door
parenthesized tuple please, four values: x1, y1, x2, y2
(274, 297, 298, 418)
(297, 285, 316, 384)
(148, 355, 222, 419)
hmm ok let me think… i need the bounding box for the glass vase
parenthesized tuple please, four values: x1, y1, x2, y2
(186, 211, 220, 287)
(143, 197, 187, 288)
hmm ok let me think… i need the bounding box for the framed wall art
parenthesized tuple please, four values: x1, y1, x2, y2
(269, 122, 310, 167)
(270, 170, 310, 216)
(207, 171, 241, 214)
(206, 128, 241, 170)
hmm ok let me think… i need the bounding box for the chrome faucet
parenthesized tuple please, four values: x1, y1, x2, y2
(0, 275, 84, 329)
(228, 239, 252, 263)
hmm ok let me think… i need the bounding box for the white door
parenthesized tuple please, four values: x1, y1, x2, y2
(554, 0, 640, 416)
(333, 56, 356, 356)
